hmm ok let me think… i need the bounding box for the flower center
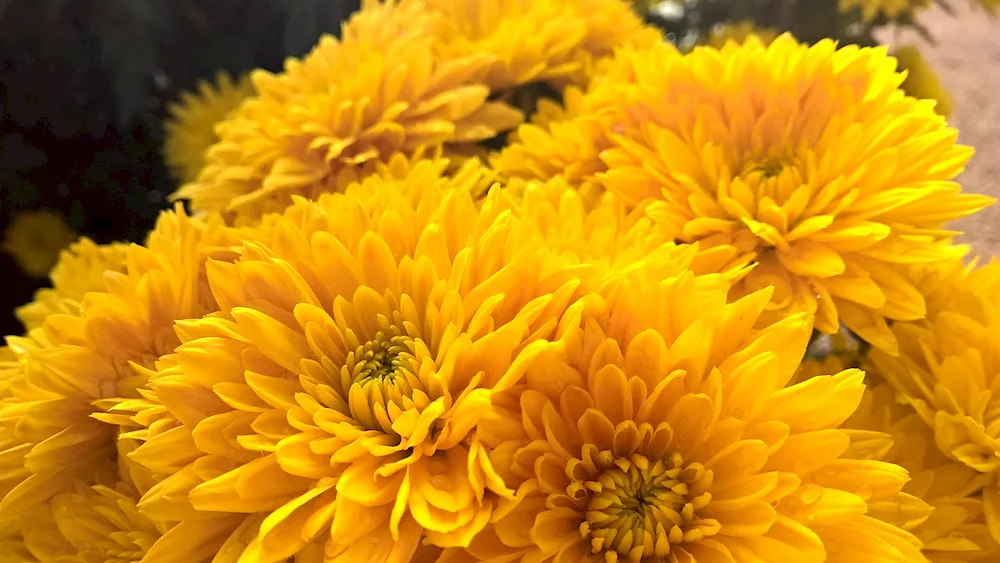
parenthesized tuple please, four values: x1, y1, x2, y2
(578, 452, 718, 561)
(748, 157, 786, 179)
(345, 331, 436, 436)
(354, 334, 415, 384)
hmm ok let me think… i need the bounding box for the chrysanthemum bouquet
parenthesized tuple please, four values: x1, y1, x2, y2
(3, 1, 999, 562)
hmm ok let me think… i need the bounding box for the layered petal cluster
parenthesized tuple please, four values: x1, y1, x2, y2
(457, 269, 925, 562)
(491, 85, 611, 198)
(866, 259, 1000, 548)
(0, 207, 241, 528)
(426, 0, 660, 90)
(796, 352, 1000, 562)
(18, 439, 182, 563)
(163, 72, 256, 183)
(173, 0, 524, 224)
(2, 210, 77, 279)
(846, 378, 1000, 563)
(509, 176, 753, 283)
(16, 238, 130, 331)
(499, 35, 994, 354)
(124, 165, 603, 562)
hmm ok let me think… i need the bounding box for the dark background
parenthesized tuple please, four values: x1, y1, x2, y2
(0, 0, 361, 335)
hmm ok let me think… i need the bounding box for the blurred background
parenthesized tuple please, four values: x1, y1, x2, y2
(1, 0, 997, 336)
(0, 0, 361, 334)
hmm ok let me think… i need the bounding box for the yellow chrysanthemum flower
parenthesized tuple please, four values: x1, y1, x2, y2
(123, 162, 601, 562)
(15, 238, 130, 331)
(706, 20, 779, 49)
(162, 72, 256, 184)
(16, 439, 194, 563)
(427, 0, 659, 90)
(839, 0, 932, 20)
(502, 35, 994, 354)
(795, 355, 1000, 562)
(2, 210, 77, 279)
(454, 270, 924, 562)
(847, 380, 1000, 562)
(509, 176, 753, 282)
(894, 45, 954, 118)
(866, 258, 1000, 549)
(491, 84, 624, 202)
(172, 0, 524, 224)
(0, 207, 240, 525)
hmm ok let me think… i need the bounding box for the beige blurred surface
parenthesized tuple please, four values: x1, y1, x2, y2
(877, 4, 1000, 256)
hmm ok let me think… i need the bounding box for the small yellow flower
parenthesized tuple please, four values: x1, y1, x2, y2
(839, 0, 932, 21)
(2, 210, 77, 279)
(162, 72, 256, 184)
(16, 238, 130, 331)
(706, 20, 779, 49)
(894, 45, 954, 118)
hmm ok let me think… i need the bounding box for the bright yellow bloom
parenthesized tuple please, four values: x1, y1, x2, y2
(706, 20, 779, 49)
(16, 238, 130, 331)
(491, 83, 629, 203)
(839, 0, 932, 20)
(846, 380, 1000, 563)
(126, 163, 596, 561)
(18, 439, 186, 563)
(0, 207, 240, 525)
(894, 45, 954, 118)
(503, 35, 993, 354)
(796, 354, 999, 562)
(867, 258, 1000, 549)
(172, 0, 523, 224)
(162, 72, 256, 184)
(457, 271, 924, 562)
(427, 0, 659, 90)
(510, 176, 753, 283)
(2, 210, 77, 278)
